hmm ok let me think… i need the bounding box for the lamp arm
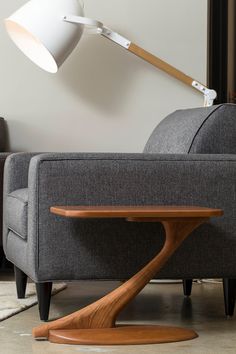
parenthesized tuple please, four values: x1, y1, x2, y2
(63, 15, 104, 33)
(101, 28, 217, 107)
(128, 43, 217, 107)
(64, 16, 217, 107)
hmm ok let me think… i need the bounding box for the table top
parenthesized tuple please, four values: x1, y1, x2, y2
(50, 206, 223, 219)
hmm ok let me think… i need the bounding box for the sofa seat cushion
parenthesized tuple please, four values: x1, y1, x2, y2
(6, 188, 28, 240)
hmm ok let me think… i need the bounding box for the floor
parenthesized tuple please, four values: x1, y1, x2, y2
(0, 278, 235, 354)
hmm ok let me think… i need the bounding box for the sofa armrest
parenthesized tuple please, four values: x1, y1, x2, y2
(0, 153, 12, 184)
(3, 153, 230, 281)
(28, 152, 236, 209)
(0, 153, 12, 247)
(4, 153, 42, 194)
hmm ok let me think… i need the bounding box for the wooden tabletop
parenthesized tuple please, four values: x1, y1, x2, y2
(50, 206, 223, 219)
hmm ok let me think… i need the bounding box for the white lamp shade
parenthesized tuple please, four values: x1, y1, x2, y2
(4, 0, 84, 73)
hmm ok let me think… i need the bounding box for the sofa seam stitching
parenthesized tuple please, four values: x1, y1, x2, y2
(188, 105, 224, 153)
(39, 158, 236, 163)
(8, 227, 27, 240)
(7, 194, 28, 205)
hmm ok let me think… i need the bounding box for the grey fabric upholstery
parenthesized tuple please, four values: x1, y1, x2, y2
(3, 152, 236, 282)
(4, 153, 40, 195)
(144, 104, 236, 154)
(3, 104, 236, 282)
(6, 188, 28, 240)
(0, 153, 10, 248)
(0, 118, 10, 248)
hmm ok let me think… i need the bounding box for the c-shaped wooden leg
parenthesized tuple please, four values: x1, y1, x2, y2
(33, 217, 207, 345)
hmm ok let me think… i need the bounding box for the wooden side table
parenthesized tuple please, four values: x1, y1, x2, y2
(33, 205, 223, 345)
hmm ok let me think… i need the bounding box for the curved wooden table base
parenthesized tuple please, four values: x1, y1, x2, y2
(33, 206, 223, 345)
(48, 326, 197, 345)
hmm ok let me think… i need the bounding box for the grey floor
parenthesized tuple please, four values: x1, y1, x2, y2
(0, 278, 235, 354)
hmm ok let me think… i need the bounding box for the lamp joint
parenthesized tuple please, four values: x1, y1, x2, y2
(101, 27, 131, 49)
(192, 81, 217, 107)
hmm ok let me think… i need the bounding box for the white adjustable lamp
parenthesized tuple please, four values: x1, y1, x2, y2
(4, 0, 217, 106)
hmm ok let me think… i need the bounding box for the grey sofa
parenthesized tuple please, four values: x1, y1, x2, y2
(3, 104, 236, 320)
(0, 118, 10, 267)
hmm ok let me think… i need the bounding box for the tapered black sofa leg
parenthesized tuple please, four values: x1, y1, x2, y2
(14, 266, 27, 299)
(36, 282, 53, 321)
(183, 279, 193, 297)
(223, 278, 236, 317)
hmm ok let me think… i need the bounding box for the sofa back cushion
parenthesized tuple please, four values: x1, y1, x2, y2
(144, 104, 236, 154)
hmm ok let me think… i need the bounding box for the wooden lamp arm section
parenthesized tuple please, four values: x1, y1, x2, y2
(128, 43, 194, 87)
(101, 29, 217, 107)
(63, 16, 217, 106)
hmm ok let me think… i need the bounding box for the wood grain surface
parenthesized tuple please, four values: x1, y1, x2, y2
(50, 205, 223, 219)
(33, 205, 223, 345)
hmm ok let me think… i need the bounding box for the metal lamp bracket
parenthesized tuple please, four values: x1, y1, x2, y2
(63, 15, 104, 34)
(192, 81, 217, 107)
(64, 16, 131, 48)
(101, 27, 131, 49)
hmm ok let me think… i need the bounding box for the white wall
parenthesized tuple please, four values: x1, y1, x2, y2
(0, 0, 208, 153)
